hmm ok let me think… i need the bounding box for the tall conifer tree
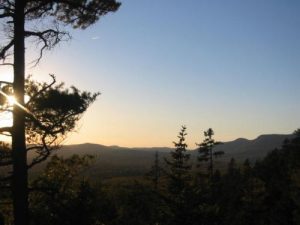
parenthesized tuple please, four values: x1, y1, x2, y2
(164, 126, 194, 225)
(197, 128, 223, 178)
(0, 1, 120, 224)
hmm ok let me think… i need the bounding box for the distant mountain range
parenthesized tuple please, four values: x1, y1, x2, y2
(209, 134, 294, 160)
(29, 134, 294, 179)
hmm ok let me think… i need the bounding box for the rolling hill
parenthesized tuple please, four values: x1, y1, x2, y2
(29, 134, 293, 179)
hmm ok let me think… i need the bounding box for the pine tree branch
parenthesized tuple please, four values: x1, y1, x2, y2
(26, 74, 56, 106)
(27, 135, 58, 169)
(24, 1, 54, 17)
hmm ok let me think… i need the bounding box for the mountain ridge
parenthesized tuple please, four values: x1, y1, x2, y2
(62, 133, 293, 153)
(29, 133, 294, 179)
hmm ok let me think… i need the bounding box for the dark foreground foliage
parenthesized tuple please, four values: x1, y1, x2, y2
(0, 129, 299, 225)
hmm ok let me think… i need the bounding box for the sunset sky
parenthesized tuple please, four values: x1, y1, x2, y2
(1, 0, 299, 147)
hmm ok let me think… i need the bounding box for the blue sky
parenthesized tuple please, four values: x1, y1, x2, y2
(22, 0, 300, 147)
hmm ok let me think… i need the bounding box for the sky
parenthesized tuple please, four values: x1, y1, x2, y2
(1, 0, 300, 147)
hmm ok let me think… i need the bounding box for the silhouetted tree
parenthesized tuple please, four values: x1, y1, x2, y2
(218, 158, 244, 225)
(111, 181, 163, 225)
(215, 130, 300, 225)
(196, 128, 223, 178)
(164, 126, 195, 225)
(252, 129, 300, 225)
(0, 76, 99, 172)
(0, 76, 99, 224)
(165, 126, 191, 195)
(238, 161, 266, 225)
(0, 1, 120, 224)
(29, 154, 99, 225)
(147, 151, 162, 190)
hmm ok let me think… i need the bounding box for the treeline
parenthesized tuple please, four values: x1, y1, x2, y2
(1, 128, 300, 225)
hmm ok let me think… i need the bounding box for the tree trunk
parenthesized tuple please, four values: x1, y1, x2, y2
(12, 1, 28, 225)
(209, 146, 213, 178)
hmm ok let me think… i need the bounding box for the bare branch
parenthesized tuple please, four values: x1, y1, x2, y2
(27, 156, 49, 169)
(0, 62, 13, 66)
(0, 0, 14, 11)
(27, 136, 54, 169)
(0, 80, 13, 85)
(27, 129, 62, 170)
(25, 29, 69, 66)
(0, 127, 12, 134)
(0, 13, 13, 18)
(0, 39, 14, 60)
(26, 145, 43, 152)
(0, 132, 12, 137)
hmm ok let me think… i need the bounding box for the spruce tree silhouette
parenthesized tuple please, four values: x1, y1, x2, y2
(165, 126, 193, 225)
(165, 126, 191, 195)
(196, 128, 223, 178)
(147, 151, 162, 190)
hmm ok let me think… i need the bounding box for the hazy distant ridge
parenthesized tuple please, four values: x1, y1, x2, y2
(29, 134, 293, 178)
(60, 134, 293, 158)
(211, 134, 293, 160)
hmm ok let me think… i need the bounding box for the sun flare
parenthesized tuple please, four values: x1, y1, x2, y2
(5, 95, 30, 105)
(7, 96, 17, 105)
